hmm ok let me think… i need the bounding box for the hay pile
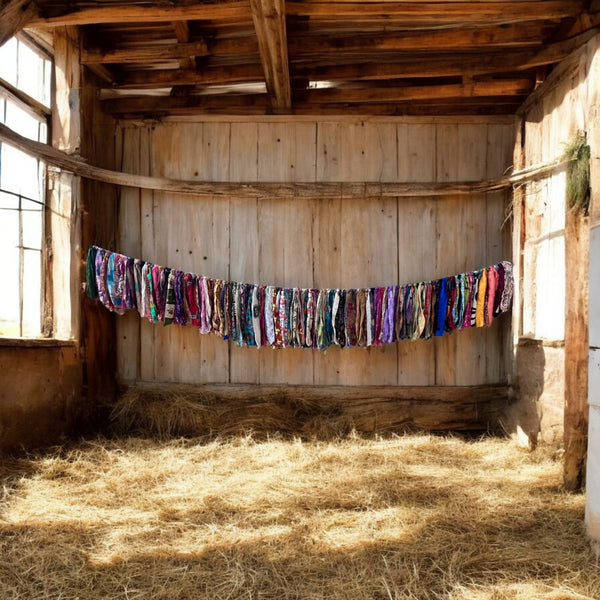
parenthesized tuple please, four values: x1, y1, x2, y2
(0, 434, 597, 599)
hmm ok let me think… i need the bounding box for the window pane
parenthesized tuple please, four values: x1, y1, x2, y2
(17, 39, 51, 107)
(0, 190, 18, 210)
(4, 99, 42, 141)
(22, 249, 41, 337)
(0, 210, 20, 335)
(0, 38, 18, 87)
(1, 144, 43, 200)
(22, 208, 42, 250)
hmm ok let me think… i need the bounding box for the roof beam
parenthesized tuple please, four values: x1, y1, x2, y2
(26, 2, 250, 27)
(102, 93, 524, 117)
(285, 1, 583, 23)
(85, 62, 116, 84)
(294, 26, 600, 82)
(0, 0, 39, 46)
(171, 20, 197, 97)
(82, 41, 210, 65)
(288, 22, 549, 54)
(103, 93, 270, 116)
(299, 79, 534, 104)
(115, 64, 265, 89)
(101, 78, 532, 116)
(250, 0, 291, 113)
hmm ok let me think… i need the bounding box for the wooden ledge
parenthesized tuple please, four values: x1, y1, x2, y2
(0, 337, 77, 348)
(113, 382, 514, 437)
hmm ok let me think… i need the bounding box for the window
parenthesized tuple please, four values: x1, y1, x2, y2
(0, 36, 52, 337)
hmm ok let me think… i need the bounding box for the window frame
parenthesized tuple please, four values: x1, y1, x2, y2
(0, 33, 53, 340)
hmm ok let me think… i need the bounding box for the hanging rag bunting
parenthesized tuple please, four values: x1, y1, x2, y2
(85, 245, 513, 351)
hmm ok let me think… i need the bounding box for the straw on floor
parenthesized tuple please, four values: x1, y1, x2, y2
(0, 434, 597, 600)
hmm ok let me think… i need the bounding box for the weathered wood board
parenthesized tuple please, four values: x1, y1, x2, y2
(116, 118, 514, 387)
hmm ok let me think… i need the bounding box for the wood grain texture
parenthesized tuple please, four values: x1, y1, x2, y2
(0, 0, 38, 46)
(106, 119, 514, 389)
(113, 383, 513, 436)
(250, 0, 291, 112)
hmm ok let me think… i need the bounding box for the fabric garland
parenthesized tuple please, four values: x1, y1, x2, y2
(86, 245, 513, 351)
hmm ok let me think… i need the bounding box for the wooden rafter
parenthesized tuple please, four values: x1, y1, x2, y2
(85, 62, 116, 84)
(101, 95, 526, 117)
(82, 41, 210, 65)
(27, 2, 251, 27)
(288, 22, 549, 54)
(115, 64, 265, 89)
(285, 1, 583, 23)
(171, 20, 196, 97)
(0, 0, 39, 46)
(293, 27, 600, 82)
(250, 0, 291, 113)
(299, 79, 534, 104)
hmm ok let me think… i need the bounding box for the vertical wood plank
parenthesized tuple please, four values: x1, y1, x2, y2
(151, 123, 230, 383)
(397, 122, 437, 386)
(257, 122, 314, 384)
(116, 126, 142, 383)
(312, 122, 342, 384)
(229, 122, 260, 384)
(486, 122, 515, 383)
(434, 123, 460, 386)
(139, 126, 156, 381)
(334, 122, 398, 386)
(454, 124, 488, 386)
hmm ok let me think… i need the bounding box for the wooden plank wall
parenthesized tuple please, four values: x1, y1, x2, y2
(514, 36, 597, 487)
(116, 117, 514, 386)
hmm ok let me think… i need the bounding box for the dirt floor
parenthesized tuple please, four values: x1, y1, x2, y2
(0, 434, 598, 599)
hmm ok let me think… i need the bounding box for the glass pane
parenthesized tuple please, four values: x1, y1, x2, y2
(4, 99, 42, 141)
(0, 38, 18, 87)
(22, 209, 42, 250)
(1, 144, 43, 199)
(16, 40, 51, 108)
(38, 121, 48, 143)
(22, 198, 43, 210)
(0, 190, 18, 210)
(22, 249, 41, 337)
(0, 210, 20, 335)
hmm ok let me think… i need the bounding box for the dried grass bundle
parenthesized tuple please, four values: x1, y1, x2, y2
(0, 434, 597, 599)
(563, 132, 591, 215)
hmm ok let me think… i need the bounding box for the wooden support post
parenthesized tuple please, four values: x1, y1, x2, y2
(53, 27, 118, 422)
(563, 206, 589, 490)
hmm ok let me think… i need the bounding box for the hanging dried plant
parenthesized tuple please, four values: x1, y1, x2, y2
(563, 132, 591, 215)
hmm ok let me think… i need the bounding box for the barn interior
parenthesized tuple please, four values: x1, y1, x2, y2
(1, 0, 600, 596)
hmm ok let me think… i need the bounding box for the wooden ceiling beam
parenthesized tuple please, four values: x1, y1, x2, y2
(299, 78, 534, 103)
(80, 21, 544, 67)
(101, 93, 524, 117)
(171, 20, 196, 96)
(288, 22, 548, 54)
(27, 2, 251, 27)
(294, 27, 600, 82)
(81, 41, 210, 65)
(0, 0, 39, 46)
(85, 62, 116, 85)
(103, 93, 270, 115)
(285, 1, 583, 22)
(115, 64, 265, 89)
(250, 0, 291, 112)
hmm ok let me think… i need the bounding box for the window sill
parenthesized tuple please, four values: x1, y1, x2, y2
(0, 337, 77, 348)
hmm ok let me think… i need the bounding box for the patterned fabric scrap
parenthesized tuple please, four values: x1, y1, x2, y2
(86, 245, 514, 352)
